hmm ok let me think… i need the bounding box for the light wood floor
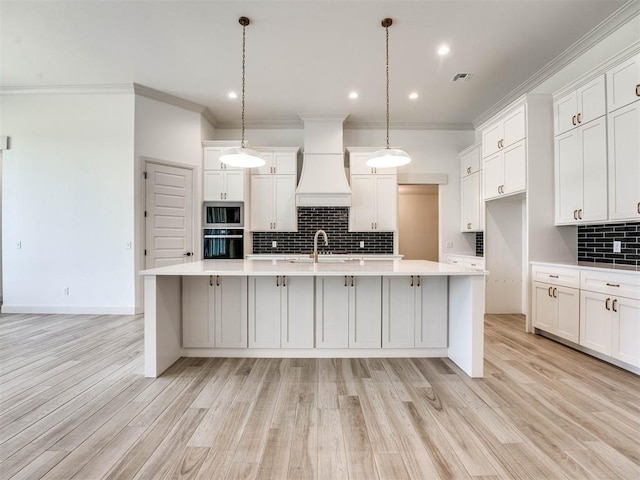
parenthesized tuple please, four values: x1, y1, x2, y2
(1, 313, 639, 479)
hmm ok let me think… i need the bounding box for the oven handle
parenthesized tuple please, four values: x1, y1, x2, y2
(203, 235, 244, 239)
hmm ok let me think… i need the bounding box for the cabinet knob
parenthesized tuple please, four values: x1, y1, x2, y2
(183, 252, 192, 256)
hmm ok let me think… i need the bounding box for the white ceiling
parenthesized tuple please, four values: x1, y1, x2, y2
(1, 0, 635, 128)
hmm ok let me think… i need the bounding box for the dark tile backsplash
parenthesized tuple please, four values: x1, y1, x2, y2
(475, 232, 484, 257)
(577, 222, 640, 267)
(252, 207, 394, 254)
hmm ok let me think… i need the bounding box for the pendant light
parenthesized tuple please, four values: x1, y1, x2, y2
(220, 16, 265, 168)
(367, 18, 411, 168)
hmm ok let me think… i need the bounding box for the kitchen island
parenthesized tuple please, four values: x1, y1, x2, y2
(140, 259, 487, 378)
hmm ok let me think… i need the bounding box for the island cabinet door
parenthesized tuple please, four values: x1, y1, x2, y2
(182, 276, 215, 348)
(414, 276, 448, 348)
(281, 276, 314, 348)
(215, 276, 248, 348)
(350, 276, 382, 348)
(382, 276, 417, 348)
(248, 276, 282, 348)
(316, 276, 350, 348)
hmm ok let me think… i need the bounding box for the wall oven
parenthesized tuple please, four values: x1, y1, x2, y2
(203, 228, 244, 259)
(203, 201, 244, 228)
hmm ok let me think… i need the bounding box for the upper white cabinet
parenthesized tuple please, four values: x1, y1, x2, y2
(606, 52, 640, 113)
(483, 139, 526, 200)
(554, 75, 606, 135)
(347, 148, 398, 232)
(203, 142, 247, 202)
(460, 143, 483, 232)
(482, 105, 526, 159)
(250, 148, 299, 231)
(315, 275, 382, 349)
(607, 98, 640, 221)
(554, 117, 608, 224)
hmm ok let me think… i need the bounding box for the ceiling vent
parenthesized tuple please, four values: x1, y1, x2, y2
(451, 73, 473, 82)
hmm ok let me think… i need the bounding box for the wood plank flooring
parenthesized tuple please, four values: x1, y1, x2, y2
(1, 312, 639, 479)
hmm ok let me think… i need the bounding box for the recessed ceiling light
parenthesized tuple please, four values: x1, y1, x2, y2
(437, 44, 451, 56)
(227, 91, 238, 99)
(349, 91, 359, 99)
(409, 92, 419, 100)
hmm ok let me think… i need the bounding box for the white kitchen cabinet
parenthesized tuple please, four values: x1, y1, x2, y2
(350, 174, 397, 231)
(462, 257, 485, 271)
(607, 101, 640, 221)
(461, 145, 481, 177)
(554, 75, 606, 135)
(483, 139, 526, 200)
(250, 174, 297, 231)
(482, 105, 526, 158)
(204, 170, 244, 201)
(248, 276, 314, 348)
(612, 296, 640, 368)
(253, 148, 299, 176)
(580, 290, 614, 356)
(532, 281, 580, 343)
(606, 52, 640, 113)
(461, 171, 483, 231)
(315, 275, 382, 348)
(382, 276, 448, 348)
(182, 275, 247, 349)
(554, 117, 608, 224)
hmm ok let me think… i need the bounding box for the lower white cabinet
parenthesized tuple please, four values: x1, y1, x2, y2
(315, 276, 382, 348)
(382, 276, 448, 348)
(248, 276, 314, 348)
(532, 281, 579, 343)
(182, 275, 247, 348)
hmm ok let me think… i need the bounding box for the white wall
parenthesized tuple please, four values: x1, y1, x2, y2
(134, 95, 205, 311)
(1, 93, 135, 313)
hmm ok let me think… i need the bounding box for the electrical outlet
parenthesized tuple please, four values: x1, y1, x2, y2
(272, 241, 277, 248)
(16, 241, 22, 249)
(446, 241, 454, 248)
(63, 287, 70, 295)
(613, 240, 621, 253)
(360, 241, 365, 248)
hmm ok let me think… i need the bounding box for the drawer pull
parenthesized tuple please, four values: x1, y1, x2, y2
(276, 276, 280, 287)
(216, 275, 220, 287)
(606, 283, 620, 287)
(345, 276, 348, 287)
(605, 297, 611, 311)
(612, 299, 618, 313)
(410, 276, 414, 287)
(351, 276, 355, 287)
(549, 275, 559, 278)
(416, 276, 421, 287)
(210, 275, 213, 286)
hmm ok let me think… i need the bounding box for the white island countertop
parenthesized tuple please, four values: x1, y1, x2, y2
(140, 259, 488, 277)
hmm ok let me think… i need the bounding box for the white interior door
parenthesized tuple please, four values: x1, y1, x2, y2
(145, 162, 194, 268)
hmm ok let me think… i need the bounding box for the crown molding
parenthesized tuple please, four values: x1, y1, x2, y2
(216, 119, 304, 129)
(473, 0, 640, 128)
(345, 121, 475, 131)
(0, 84, 133, 95)
(133, 83, 218, 126)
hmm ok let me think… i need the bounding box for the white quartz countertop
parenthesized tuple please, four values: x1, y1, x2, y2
(140, 259, 488, 277)
(530, 261, 639, 275)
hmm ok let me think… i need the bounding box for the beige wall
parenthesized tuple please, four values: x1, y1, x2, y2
(398, 185, 439, 261)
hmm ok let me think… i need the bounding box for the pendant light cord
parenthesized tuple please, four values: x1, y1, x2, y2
(385, 23, 390, 150)
(241, 21, 247, 148)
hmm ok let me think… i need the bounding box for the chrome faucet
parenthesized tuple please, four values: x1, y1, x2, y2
(312, 229, 329, 263)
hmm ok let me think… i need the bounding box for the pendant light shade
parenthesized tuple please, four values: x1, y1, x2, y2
(367, 18, 411, 169)
(220, 16, 265, 168)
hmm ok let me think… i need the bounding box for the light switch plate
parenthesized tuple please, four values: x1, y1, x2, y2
(272, 241, 277, 248)
(613, 240, 621, 253)
(360, 241, 365, 248)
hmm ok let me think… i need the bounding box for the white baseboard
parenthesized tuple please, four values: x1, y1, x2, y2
(1, 305, 141, 315)
(181, 347, 449, 358)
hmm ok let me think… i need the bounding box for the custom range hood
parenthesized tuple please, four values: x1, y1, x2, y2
(295, 114, 351, 206)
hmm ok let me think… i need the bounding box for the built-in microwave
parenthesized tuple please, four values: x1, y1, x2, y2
(203, 202, 244, 228)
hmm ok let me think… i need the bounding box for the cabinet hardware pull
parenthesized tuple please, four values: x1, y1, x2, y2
(636, 84, 640, 97)
(216, 275, 220, 287)
(605, 297, 611, 310)
(351, 276, 355, 287)
(283, 276, 286, 287)
(577, 113, 582, 124)
(578, 209, 582, 220)
(552, 288, 557, 298)
(345, 276, 348, 287)
(210, 275, 213, 286)
(410, 276, 414, 287)
(276, 276, 280, 287)
(221, 193, 223, 200)
(375, 222, 378, 229)
(467, 167, 471, 174)
(606, 283, 620, 287)
(612, 299, 618, 312)
(498, 186, 501, 195)
(417, 276, 421, 287)
(371, 222, 374, 229)
(573, 209, 578, 220)
(637, 202, 640, 214)
(548, 286, 553, 297)
(549, 275, 559, 278)
(467, 223, 471, 229)
(572, 115, 576, 126)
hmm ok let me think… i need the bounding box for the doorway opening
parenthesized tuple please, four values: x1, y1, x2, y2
(398, 184, 439, 261)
